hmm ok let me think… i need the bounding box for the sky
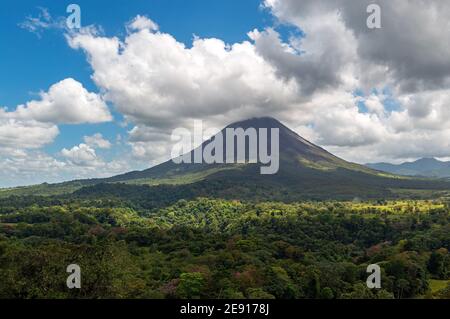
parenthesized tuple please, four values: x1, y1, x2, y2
(1, 0, 450, 187)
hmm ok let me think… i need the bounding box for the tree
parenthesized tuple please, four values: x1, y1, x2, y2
(177, 272, 206, 299)
(320, 287, 334, 299)
(428, 250, 448, 279)
(246, 288, 275, 299)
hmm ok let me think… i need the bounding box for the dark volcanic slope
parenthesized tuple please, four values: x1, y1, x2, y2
(85, 117, 450, 200)
(107, 117, 377, 182)
(4, 117, 450, 201)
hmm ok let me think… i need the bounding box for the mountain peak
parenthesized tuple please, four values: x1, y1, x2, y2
(220, 116, 340, 163)
(226, 117, 285, 129)
(108, 116, 376, 184)
(16, 116, 450, 200)
(367, 157, 450, 178)
(414, 157, 440, 163)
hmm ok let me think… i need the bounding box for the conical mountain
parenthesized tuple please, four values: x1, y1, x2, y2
(6, 117, 450, 200)
(99, 117, 449, 200)
(108, 116, 374, 182)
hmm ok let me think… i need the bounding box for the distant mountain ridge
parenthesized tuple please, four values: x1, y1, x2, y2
(366, 158, 450, 178)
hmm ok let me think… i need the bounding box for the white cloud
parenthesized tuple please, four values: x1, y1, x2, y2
(0, 78, 111, 166)
(18, 7, 65, 38)
(0, 147, 131, 187)
(311, 95, 386, 147)
(64, 5, 450, 166)
(399, 90, 450, 130)
(127, 15, 159, 32)
(66, 20, 307, 163)
(61, 143, 100, 167)
(60, 134, 130, 175)
(84, 133, 111, 149)
(67, 25, 300, 131)
(0, 150, 67, 187)
(64, 12, 450, 163)
(59, 141, 131, 175)
(248, 18, 357, 95)
(127, 125, 175, 164)
(364, 94, 386, 117)
(0, 118, 59, 149)
(263, 0, 450, 93)
(5, 2, 450, 188)
(8, 78, 112, 124)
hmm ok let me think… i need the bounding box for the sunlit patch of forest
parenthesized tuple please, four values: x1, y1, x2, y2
(0, 196, 449, 299)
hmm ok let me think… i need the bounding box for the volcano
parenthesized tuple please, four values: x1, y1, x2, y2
(4, 117, 450, 201)
(107, 117, 377, 182)
(92, 117, 450, 200)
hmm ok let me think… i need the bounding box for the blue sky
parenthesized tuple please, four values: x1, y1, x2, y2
(0, 0, 273, 159)
(1, 0, 273, 105)
(1, 0, 450, 187)
(0, 1, 289, 188)
(2, 0, 304, 187)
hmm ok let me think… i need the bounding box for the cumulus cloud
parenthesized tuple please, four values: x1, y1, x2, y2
(67, 18, 300, 130)
(0, 118, 58, 149)
(263, 0, 450, 94)
(0, 148, 130, 187)
(364, 94, 386, 117)
(61, 143, 99, 167)
(6, 2, 450, 188)
(248, 19, 357, 95)
(0, 77, 113, 186)
(84, 133, 112, 149)
(399, 90, 450, 130)
(127, 15, 159, 31)
(54, 133, 115, 176)
(260, 0, 450, 162)
(312, 97, 386, 147)
(59, 141, 130, 177)
(7, 78, 112, 124)
(63, 9, 450, 163)
(127, 125, 176, 164)
(0, 150, 67, 187)
(66, 16, 305, 162)
(0, 78, 111, 165)
(60, 134, 127, 174)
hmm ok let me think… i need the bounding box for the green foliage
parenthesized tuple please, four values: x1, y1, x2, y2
(0, 197, 449, 299)
(428, 249, 449, 279)
(177, 273, 206, 299)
